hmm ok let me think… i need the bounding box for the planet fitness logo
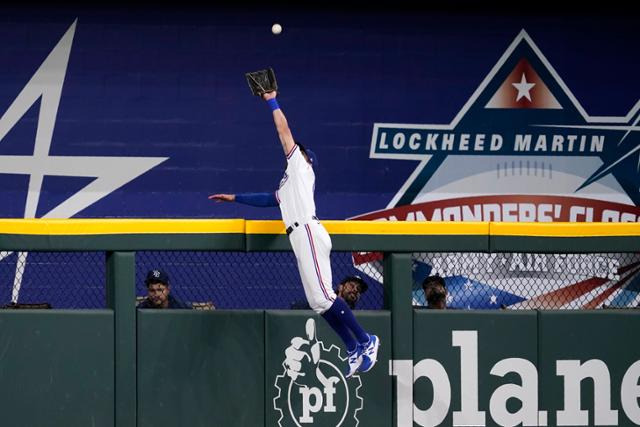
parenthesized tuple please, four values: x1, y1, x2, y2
(273, 319, 363, 426)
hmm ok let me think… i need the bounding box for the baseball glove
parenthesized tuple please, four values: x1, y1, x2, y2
(245, 67, 278, 96)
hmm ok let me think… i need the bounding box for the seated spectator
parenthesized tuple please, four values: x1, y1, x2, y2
(137, 269, 191, 309)
(336, 275, 369, 309)
(422, 275, 447, 310)
(291, 275, 369, 310)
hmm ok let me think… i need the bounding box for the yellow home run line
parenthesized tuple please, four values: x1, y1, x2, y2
(0, 219, 245, 235)
(491, 222, 640, 237)
(246, 220, 489, 235)
(0, 219, 637, 237)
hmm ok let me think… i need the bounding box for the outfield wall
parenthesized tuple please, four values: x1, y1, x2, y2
(0, 220, 638, 426)
(2, 310, 639, 426)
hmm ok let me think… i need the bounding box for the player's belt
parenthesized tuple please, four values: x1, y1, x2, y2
(286, 216, 319, 235)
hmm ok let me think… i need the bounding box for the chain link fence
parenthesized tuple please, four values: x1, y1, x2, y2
(409, 252, 640, 309)
(1, 250, 638, 310)
(134, 251, 384, 310)
(0, 251, 105, 308)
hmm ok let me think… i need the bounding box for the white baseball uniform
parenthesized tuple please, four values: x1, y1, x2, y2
(275, 144, 336, 313)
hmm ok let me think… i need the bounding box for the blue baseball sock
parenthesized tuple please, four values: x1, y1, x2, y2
(325, 297, 370, 346)
(322, 307, 357, 352)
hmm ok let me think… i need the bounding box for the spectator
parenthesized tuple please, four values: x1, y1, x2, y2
(137, 269, 191, 309)
(291, 275, 369, 310)
(336, 275, 369, 309)
(422, 275, 447, 310)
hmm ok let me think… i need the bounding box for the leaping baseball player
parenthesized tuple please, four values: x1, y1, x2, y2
(209, 90, 379, 378)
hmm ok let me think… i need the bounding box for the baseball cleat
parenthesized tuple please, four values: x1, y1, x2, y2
(358, 335, 380, 373)
(345, 347, 363, 378)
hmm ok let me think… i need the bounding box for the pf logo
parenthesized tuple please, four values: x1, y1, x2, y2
(273, 319, 363, 426)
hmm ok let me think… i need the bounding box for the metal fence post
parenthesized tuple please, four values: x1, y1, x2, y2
(383, 252, 413, 427)
(383, 252, 412, 359)
(106, 251, 136, 427)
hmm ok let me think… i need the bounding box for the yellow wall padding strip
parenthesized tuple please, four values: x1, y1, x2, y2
(0, 219, 637, 237)
(0, 219, 245, 235)
(491, 222, 640, 237)
(246, 220, 490, 235)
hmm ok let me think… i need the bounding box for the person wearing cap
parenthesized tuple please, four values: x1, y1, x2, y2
(291, 275, 369, 310)
(137, 269, 191, 309)
(421, 275, 447, 310)
(336, 275, 369, 309)
(209, 89, 380, 379)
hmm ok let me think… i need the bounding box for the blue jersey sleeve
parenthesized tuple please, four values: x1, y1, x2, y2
(235, 192, 279, 207)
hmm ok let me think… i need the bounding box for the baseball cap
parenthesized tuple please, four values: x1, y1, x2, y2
(296, 141, 318, 168)
(422, 275, 445, 290)
(341, 275, 368, 293)
(145, 269, 169, 285)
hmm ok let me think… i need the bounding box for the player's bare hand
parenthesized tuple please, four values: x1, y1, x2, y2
(262, 91, 277, 101)
(283, 319, 321, 382)
(208, 194, 235, 202)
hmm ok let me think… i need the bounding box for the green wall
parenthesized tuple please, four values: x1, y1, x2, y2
(410, 310, 640, 427)
(0, 311, 114, 427)
(137, 310, 265, 427)
(265, 311, 391, 427)
(1, 309, 639, 426)
(538, 311, 640, 427)
(0, 223, 638, 426)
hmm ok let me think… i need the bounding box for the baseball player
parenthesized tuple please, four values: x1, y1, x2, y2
(210, 90, 379, 378)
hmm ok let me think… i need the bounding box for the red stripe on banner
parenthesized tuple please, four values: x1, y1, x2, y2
(305, 224, 332, 302)
(520, 277, 608, 309)
(582, 266, 640, 309)
(286, 144, 298, 159)
(349, 194, 640, 223)
(352, 251, 383, 265)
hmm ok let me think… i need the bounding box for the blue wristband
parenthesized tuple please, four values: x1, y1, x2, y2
(267, 98, 280, 111)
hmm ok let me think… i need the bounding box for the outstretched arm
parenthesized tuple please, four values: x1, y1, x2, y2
(209, 194, 235, 202)
(209, 192, 278, 207)
(263, 91, 295, 155)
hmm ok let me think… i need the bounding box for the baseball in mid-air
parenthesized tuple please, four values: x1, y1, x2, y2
(272, 23, 282, 35)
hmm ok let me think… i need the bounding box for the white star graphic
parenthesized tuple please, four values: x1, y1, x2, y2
(490, 294, 498, 305)
(0, 20, 168, 302)
(464, 280, 473, 290)
(512, 72, 536, 102)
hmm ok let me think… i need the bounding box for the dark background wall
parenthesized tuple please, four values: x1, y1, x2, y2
(1, 3, 637, 220)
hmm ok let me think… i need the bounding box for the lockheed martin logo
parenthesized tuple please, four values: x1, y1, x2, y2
(0, 21, 167, 301)
(367, 30, 640, 220)
(353, 30, 640, 310)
